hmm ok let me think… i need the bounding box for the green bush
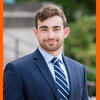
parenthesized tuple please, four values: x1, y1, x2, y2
(64, 16, 96, 69)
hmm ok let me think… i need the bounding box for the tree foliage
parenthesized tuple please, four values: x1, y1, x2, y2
(36, 0, 95, 21)
(64, 16, 96, 68)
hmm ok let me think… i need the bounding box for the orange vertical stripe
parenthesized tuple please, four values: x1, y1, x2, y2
(0, 0, 3, 100)
(96, 0, 99, 99)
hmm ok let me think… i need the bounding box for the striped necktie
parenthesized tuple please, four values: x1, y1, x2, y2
(51, 57, 69, 100)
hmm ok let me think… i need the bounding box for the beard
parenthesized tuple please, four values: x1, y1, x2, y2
(38, 39, 63, 51)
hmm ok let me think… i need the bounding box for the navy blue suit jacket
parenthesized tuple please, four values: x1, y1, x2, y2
(4, 48, 88, 100)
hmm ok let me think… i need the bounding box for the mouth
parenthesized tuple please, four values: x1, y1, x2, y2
(44, 39, 58, 45)
(48, 40, 57, 44)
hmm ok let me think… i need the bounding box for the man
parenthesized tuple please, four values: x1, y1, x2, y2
(4, 4, 88, 100)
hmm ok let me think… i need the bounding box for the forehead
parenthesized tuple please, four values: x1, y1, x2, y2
(37, 16, 63, 28)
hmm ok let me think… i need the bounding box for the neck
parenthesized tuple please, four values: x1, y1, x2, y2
(40, 47, 62, 56)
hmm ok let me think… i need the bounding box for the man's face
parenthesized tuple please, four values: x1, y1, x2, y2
(34, 16, 70, 52)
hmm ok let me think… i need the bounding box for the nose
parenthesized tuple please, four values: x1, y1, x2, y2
(48, 30, 55, 39)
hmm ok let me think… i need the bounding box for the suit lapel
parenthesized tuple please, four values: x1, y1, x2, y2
(33, 49, 60, 100)
(63, 56, 76, 100)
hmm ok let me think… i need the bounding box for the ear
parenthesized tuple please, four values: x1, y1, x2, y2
(33, 27, 38, 38)
(64, 27, 70, 38)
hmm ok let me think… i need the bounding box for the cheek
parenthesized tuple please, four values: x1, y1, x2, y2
(58, 33, 65, 38)
(62, 32, 67, 38)
(37, 33, 47, 40)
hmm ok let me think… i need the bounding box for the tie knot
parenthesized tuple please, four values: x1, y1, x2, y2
(51, 57, 60, 65)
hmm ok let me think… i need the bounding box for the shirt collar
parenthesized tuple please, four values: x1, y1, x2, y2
(38, 47, 63, 64)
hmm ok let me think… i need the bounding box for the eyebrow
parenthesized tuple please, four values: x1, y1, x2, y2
(39, 25, 62, 29)
(39, 26, 48, 29)
(53, 26, 62, 28)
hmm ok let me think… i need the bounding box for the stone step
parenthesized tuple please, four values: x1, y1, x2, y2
(4, 2, 42, 12)
(4, 28, 38, 64)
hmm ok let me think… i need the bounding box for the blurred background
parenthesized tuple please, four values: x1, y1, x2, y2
(3, 0, 96, 99)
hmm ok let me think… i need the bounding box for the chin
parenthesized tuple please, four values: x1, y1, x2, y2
(46, 46, 61, 51)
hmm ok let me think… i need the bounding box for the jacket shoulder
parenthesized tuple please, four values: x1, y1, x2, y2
(5, 52, 35, 69)
(63, 56, 85, 69)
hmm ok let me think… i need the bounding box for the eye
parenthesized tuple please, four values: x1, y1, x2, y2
(41, 28, 48, 31)
(53, 28, 60, 31)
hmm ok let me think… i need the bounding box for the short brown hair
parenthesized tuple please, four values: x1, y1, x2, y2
(34, 4, 67, 28)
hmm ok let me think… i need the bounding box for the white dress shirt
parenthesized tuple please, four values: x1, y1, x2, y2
(39, 48, 70, 88)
